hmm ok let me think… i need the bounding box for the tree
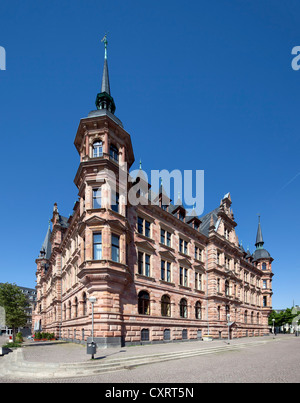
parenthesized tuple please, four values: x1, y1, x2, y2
(268, 308, 298, 329)
(0, 283, 29, 342)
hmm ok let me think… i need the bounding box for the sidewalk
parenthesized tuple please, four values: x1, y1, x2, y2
(0, 334, 295, 380)
(11, 334, 293, 364)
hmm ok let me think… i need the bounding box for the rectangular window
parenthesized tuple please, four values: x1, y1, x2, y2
(138, 251, 144, 275)
(111, 234, 120, 262)
(180, 267, 188, 287)
(93, 188, 102, 209)
(138, 217, 144, 234)
(93, 233, 102, 260)
(195, 272, 202, 290)
(263, 296, 267, 307)
(145, 254, 150, 277)
(161, 260, 171, 282)
(138, 251, 150, 277)
(137, 217, 151, 237)
(179, 238, 188, 254)
(263, 280, 267, 289)
(111, 191, 119, 213)
(145, 221, 151, 238)
(161, 229, 165, 245)
(166, 232, 171, 247)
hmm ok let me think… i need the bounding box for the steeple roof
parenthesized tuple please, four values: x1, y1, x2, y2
(253, 216, 272, 261)
(95, 34, 116, 114)
(255, 216, 264, 248)
(101, 56, 111, 94)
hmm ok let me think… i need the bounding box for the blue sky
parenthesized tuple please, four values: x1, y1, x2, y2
(0, 0, 299, 309)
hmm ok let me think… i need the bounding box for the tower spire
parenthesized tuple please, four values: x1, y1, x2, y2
(95, 33, 116, 114)
(255, 215, 264, 249)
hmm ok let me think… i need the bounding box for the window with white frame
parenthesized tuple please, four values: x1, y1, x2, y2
(138, 251, 151, 277)
(93, 140, 103, 158)
(137, 216, 151, 238)
(161, 260, 171, 282)
(179, 266, 189, 287)
(179, 238, 188, 255)
(195, 272, 202, 291)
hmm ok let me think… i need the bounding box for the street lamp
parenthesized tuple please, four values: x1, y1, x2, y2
(88, 296, 97, 359)
(227, 314, 231, 345)
(272, 318, 275, 338)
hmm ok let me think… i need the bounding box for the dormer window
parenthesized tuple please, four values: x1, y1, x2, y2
(110, 144, 119, 163)
(179, 211, 185, 222)
(93, 141, 103, 158)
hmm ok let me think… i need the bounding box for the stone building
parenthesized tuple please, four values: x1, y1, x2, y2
(33, 41, 273, 347)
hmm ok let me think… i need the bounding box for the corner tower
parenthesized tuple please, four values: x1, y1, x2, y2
(253, 216, 273, 327)
(73, 36, 135, 347)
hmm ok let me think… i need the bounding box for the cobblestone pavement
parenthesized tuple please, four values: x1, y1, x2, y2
(0, 334, 299, 383)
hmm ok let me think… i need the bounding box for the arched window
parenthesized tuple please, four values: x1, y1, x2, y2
(262, 263, 267, 271)
(180, 298, 188, 318)
(251, 311, 254, 324)
(93, 141, 103, 158)
(195, 301, 202, 319)
(110, 144, 119, 162)
(244, 310, 248, 324)
(257, 313, 260, 324)
(161, 295, 171, 317)
(63, 304, 66, 321)
(138, 291, 150, 315)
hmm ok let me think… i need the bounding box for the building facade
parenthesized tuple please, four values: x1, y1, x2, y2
(33, 41, 274, 347)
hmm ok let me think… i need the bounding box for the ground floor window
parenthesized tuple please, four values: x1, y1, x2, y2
(138, 291, 150, 315)
(141, 328, 149, 341)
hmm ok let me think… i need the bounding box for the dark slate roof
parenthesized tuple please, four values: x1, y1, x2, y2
(39, 226, 52, 260)
(245, 248, 252, 259)
(253, 248, 271, 260)
(199, 207, 220, 237)
(59, 215, 69, 229)
(101, 58, 111, 95)
(255, 221, 264, 246)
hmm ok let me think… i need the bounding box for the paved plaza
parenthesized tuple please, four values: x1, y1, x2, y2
(0, 334, 299, 383)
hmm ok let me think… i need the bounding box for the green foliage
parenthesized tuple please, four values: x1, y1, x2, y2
(2, 341, 22, 348)
(15, 331, 23, 343)
(0, 283, 29, 341)
(268, 308, 299, 327)
(34, 332, 55, 340)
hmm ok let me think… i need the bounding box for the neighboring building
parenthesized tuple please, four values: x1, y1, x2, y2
(1, 284, 37, 336)
(32, 40, 274, 347)
(19, 286, 37, 336)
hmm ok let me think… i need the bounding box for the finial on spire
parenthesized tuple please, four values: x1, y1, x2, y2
(101, 33, 108, 60)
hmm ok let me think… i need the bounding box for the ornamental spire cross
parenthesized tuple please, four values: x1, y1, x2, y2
(101, 33, 108, 59)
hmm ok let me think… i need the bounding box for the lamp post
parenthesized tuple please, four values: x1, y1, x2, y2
(272, 318, 275, 338)
(88, 296, 97, 359)
(227, 314, 231, 345)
